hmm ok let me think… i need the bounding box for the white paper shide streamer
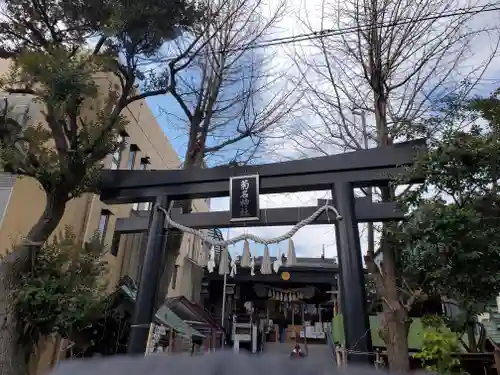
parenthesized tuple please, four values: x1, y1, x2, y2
(219, 245, 230, 275)
(273, 246, 282, 273)
(261, 245, 272, 275)
(198, 241, 210, 267)
(287, 238, 297, 266)
(241, 239, 251, 268)
(155, 203, 343, 276)
(207, 246, 216, 273)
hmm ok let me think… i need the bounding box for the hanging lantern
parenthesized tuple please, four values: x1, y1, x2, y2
(287, 238, 297, 266)
(261, 245, 272, 275)
(219, 246, 230, 275)
(241, 239, 251, 268)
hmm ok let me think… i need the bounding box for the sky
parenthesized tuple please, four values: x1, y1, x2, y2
(145, 0, 500, 262)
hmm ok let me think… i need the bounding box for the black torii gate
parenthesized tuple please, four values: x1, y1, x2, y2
(99, 138, 426, 362)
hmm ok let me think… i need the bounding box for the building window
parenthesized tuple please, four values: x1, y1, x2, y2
(137, 157, 152, 211)
(131, 158, 152, 211)
(98, 209, 111, 243)
(127, 144, 139, 170)
(139, 156, 150, 170)
(110, 233, 120, 256)
(171, 265, 179, 290)
(111, 133, 128, 170)
(132, 201, 152, 211)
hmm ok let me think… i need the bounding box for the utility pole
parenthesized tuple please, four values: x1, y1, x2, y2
(352, 110, 374, 256)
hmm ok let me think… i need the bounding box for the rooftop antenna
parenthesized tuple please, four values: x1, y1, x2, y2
(321, 245, 325, 259)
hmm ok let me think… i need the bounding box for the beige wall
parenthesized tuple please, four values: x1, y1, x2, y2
(118, 220, 208, 304)
(0, 57, 208, 293)
(0, 59, 210, 375)
(167, 233, 205, 303)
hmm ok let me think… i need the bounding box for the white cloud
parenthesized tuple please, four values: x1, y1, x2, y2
(222, 0, 500, 265)
(158, 0, 499, 265)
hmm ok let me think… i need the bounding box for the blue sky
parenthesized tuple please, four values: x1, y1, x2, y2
(146, 91, 259, 167)
(143, 0, 500, 262)
(147, 95, 188, 158)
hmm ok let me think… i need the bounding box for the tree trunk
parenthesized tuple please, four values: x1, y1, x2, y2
(372, 68, 410, 368)
(466, 321, 478, 353)
(381, 308, 410, 371)
(0, 192, 67, 375)
(379, 226, 411, 372)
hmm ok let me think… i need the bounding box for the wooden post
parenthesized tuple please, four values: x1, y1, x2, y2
(144, 323, 154, 356)
(302, 303, 308, 354)
(375, 349, 381, 369)
(169, 329, 175, 353)
(336, 344, 343, 368)
(233, 338, 240, 353)
(211, 329, 216, 352)
(319, 303, 322, 331)
(493, 346, 500, 375)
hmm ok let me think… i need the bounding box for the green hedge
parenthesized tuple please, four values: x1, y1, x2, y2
(331, 314, 425, 349)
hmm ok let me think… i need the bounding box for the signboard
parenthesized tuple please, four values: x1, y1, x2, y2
(230, 175, 260, 222)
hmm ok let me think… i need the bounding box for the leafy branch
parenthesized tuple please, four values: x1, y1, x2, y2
(14, 228, 108, 365)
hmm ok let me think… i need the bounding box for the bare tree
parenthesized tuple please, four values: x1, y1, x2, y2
(149, 0, 302, 303)
(290, 0, 500, 370)
(159, 0, 299, 169)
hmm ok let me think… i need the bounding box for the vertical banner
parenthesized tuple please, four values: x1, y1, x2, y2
(229, 175, 260, 222)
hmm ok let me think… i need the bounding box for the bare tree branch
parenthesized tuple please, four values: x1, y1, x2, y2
(158, 0, 300, 167)
(290, 0, 500, 370)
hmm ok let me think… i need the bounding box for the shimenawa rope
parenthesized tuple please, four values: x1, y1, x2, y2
(156, 204, 343, 246)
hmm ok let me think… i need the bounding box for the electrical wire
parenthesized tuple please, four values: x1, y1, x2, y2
(180, 2, 500, 56)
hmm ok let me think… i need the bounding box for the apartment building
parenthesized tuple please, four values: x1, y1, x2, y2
(0, 57, 208, 286)
(0, 58, 209, 370)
